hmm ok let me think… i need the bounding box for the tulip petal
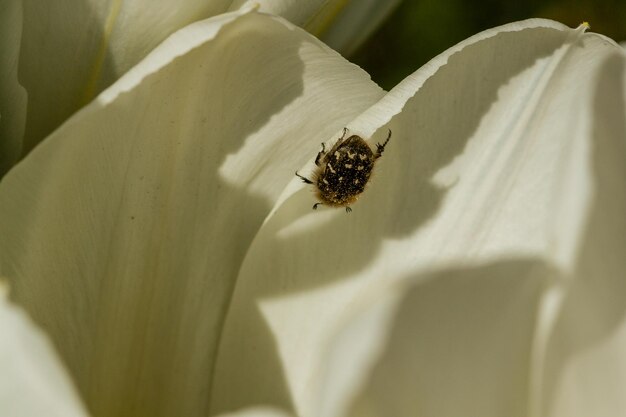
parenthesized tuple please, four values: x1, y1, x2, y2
(231, 0, 401, 55)
(215, 406, 294, 417)
(0, 283, 88, 417)
(319, 0, 402, 56)
(0, 9, 382, 417)
(313, 260, 549, 417)
(212, 19, 626, 416)
(16, 0, 232, 159)
(0, 0, 27, 176)
(232, 0, 349, 32)
(540, 41, 626, 417)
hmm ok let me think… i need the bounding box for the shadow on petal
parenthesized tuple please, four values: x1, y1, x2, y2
(3, 13, 317, 417)
(319, 258, 554, 417)
(542, 51, 626, 416)
(259, 25, 573, 294)
(18, 0, 114, 156)
(213, 25, 577, 415)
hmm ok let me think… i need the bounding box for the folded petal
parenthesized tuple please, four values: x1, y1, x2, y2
(0, 283, 88, 417)
(313, 259, 549, 417)
(231, 0, 401, 55)
(0, 0, 27, 176)
(540, 37, 626, 417)
(16, 0, 233, 162)
(319, 0, 402, 56)
(232, 0, 350, 33)
(0, 9, 382, 417)
(211, 19, 626, 416)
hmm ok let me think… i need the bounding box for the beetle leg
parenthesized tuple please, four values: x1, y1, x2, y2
(295, 171, 313, 184)
(315, 143, 326, 166)
(345, 206, 352, 213)
(375, 129, 392, 158)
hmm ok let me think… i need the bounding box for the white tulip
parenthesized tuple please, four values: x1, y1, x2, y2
(0, 5, 624, 417)
(0, 0, 394, 175)
(233, 0, 402, 55)
(212, 19, 626, 417)
(0, 7, 382, 417)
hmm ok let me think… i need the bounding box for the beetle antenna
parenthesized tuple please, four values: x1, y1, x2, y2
(375, 129, 392, 158)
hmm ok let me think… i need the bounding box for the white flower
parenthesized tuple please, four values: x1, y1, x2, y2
(1, 6, 625, 417)
(0, 0, 398, 176)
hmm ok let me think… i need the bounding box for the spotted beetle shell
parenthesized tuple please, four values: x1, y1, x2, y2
(315, 135, 375, 206)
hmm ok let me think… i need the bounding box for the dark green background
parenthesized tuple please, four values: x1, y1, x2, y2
(353, 0, 626, 90)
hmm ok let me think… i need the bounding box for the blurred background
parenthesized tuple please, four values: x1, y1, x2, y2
(353, 0, 626, 90)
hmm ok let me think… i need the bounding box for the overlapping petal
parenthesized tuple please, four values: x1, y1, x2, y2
(540, 42, 626, 417)
(0, 283, 88, 417)
(319, 0, 402, 56)
(0, 0, 390, 176)
(5, 0, 235, 170)
(0, 9, 383, 417)
(211, 19, 626, 417)
(231, 0, 401, 55)
(0, 0, 27, 175)
(2, 1, 624, 414)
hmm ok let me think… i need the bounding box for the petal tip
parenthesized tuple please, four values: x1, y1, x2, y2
(242, 1, 261, 13)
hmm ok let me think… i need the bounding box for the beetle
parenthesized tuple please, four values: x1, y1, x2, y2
(296, 128, 391, 213)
